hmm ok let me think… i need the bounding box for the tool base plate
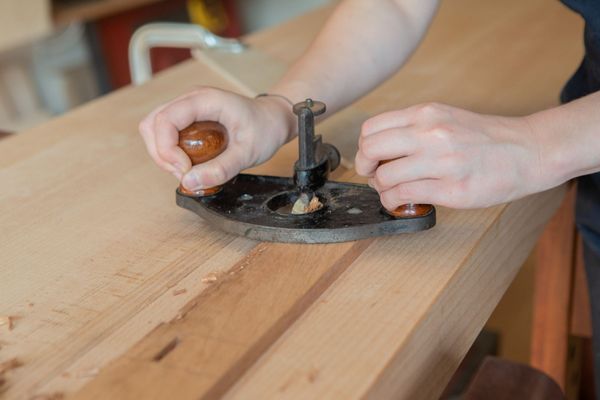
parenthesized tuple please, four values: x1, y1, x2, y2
(176, 174, 435, 243)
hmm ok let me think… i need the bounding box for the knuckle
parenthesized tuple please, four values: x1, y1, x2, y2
(415, 102, 447, 121)
(380, 191, 399, 210)
(379, 193, 395, 210)
(393, 184, 413, 200)
(360, 120, 374, 138)
(360, 138, 378, 160)
(138, 119, 150, 136)
(428, 124, 453, 144)
(155, 144, 170, 161)
(154, 110, 169, 125)
(374, 167, 390, 188)
(212, 161, 229, 183)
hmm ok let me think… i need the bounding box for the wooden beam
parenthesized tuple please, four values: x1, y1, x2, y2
(531, 185, 577, 389)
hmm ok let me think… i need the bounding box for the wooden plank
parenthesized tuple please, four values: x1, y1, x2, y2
(0, 60, 256, 400)
(570, 234, 592, 337)
(73, 236, 372, 399)
(531, 186, 577, 389)
(224, 186, 565, 400)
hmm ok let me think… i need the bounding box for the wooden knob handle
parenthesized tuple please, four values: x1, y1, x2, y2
(178, 121, 228, 197)
(378, 159, 433, 218)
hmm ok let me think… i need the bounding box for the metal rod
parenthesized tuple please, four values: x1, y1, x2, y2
(297, 107, 315, 169)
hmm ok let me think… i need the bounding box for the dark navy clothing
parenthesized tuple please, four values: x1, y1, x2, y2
(561, 0, 600, 394)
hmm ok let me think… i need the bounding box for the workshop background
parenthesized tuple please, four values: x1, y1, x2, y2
(0, 1, 593, 399)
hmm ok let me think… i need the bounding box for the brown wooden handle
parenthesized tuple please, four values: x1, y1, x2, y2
(178, 121, 228, 197)
(378, 159, 433, 218)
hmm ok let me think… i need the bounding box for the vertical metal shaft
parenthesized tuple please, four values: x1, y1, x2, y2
(297, 107, 315, 169)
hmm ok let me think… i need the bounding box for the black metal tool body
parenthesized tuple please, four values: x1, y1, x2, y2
(176, 99, 435, 243)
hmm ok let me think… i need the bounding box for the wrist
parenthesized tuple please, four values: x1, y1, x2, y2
(255, 95, 296, 146)
(523, 110, 572, 191)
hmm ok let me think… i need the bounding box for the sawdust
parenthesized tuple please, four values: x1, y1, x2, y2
(0, 357, 23, 389)
(0, 358, 22, 375)
(172, 288, 187, 296)
(0, 316, 15, 331)
(201, 273, 218, 283)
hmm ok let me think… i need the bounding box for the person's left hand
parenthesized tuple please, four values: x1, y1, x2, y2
(354, 102, 548, 210)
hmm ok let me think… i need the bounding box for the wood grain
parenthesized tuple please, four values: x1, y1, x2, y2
(570, 233, 592, 338)
(73, 237, 372, 399)
(224, 187, 565, 400)
(531, 186, 577, 389)
(0, 0, 583, 398)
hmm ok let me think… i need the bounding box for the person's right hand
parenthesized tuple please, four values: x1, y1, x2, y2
(139, 87, 294, 191)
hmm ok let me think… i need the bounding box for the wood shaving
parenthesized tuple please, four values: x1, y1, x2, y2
(201, 273, 218, 283)
(0, 316, 15, 331)
(0, 358, 23, 377)
(306, 196, 323, 213)
(172, 288, 187, 296)
(75, 368, 99, 378)
(291, 193, 323, 214)
(307, 368, 319, 383)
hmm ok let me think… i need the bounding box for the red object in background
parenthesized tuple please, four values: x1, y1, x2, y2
(94, 0, 241, 89)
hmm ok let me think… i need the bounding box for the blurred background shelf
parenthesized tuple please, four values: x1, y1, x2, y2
(0, 0, 331, 132)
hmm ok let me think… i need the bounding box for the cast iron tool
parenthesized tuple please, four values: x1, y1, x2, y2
(175, 99, 435, 243)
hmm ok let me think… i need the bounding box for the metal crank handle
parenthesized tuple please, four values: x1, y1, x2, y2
(177, 121, 229, 197)
(378, 159, 434, 218)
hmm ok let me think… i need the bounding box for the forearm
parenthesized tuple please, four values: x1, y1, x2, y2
(529, 90, 600, 190)
(269, 0, 438, 138)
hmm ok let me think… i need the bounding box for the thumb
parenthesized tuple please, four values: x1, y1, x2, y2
(180, 146, 245, 191)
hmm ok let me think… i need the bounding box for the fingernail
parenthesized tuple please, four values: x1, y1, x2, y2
(182, 172, 200, 190)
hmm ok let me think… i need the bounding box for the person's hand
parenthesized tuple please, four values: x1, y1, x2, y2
(139, 87, 294, 191)
(355, 102, 548, 210)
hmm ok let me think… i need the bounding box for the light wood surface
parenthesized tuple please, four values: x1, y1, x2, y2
(0, 0, 52, 52)
(0, 0, 583, 399)
(52, 0, 165, 25)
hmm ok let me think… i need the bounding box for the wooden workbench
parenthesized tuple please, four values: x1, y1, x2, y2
(0, 1, 583, 399)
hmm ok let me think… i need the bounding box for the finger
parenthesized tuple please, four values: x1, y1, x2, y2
(358, 127, 419, 161)
(153, 93, 230, 172)
(139, 90, 212, 177)
(354, 150, 379, 177)
(153, 111, 193, 174)
(379, 180, 439, 210)
(361, 109, 415, 138)
(181, 146, 246, 190)
(372, 155, 440, 192)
